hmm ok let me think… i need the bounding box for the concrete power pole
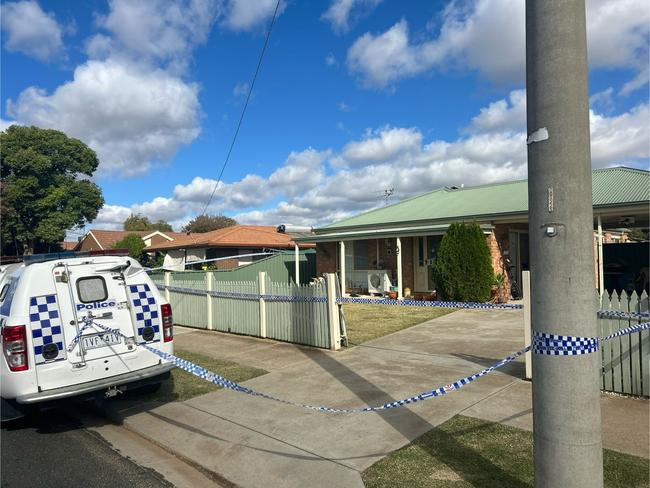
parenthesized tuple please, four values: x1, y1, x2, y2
(526, 1, 603, 487)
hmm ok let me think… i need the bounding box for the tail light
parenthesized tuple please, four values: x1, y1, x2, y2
(161, 304, 173, 342)
(2, 325, 28, 372)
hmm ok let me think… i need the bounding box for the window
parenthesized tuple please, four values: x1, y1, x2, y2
(0, 284, 9, 302)
(76, 276, 108, 303)
(353, 241, 368, 270)
(0, 278, 18, 316)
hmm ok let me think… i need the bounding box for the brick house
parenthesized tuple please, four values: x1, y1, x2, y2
(296, 167, 649, 299)
(74, 229, 185, 252)
(145, 225, 315, 271)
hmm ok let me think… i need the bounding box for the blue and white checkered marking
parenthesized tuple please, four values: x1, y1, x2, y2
(29, 295, 66, 364)
(532, 330, 600, 356)
(128, 284, 160, 344)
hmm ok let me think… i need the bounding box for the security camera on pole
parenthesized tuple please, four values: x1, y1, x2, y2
(526, 1, 603, 487)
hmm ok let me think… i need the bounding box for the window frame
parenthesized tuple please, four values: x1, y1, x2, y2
(76, 276, 108, 303)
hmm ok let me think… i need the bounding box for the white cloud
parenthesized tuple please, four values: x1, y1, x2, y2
(335, 126, 422, 167)
(322, 0, 382, 34)
(233, 81, 250, 97)
(6, 58, 201, 177)
(590, 104, 650, 168)
(347, 20, 428, 88)
(220, 0, 283, 31)
(0, 119, 15, 132)
(92, 204, 132, 229)
(90, 93, 648, 230)
(620, 66, 650, 96)
(0, 0, 64, 61)
(467, 89, 526, 133)
(337, 101, 351, 112)
(88, 0, 220, 73)
(268, 148, 330, 197)
(346, 0, 649, 88)
(589, 87, 615, 114)
(325, 52, 337, 66)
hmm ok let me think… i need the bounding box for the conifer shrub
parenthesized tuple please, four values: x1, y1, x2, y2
(432, 222, 494, 302)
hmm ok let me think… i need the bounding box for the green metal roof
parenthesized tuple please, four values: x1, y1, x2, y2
(319, 167, 649, 232)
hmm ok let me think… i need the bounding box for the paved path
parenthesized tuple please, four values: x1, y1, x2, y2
(113, 310, 649, 488)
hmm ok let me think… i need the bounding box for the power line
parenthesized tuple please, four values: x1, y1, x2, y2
(201, 0, 282, 216)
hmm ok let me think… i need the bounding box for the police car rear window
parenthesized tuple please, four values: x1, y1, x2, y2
(76, 276, 108, 303)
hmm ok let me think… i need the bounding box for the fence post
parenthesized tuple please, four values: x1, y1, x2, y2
(259, 271, 267, 338)
(326, 273, 341, 350)
(522, 270, 532, 380)
(164, 271, 171, 303)
(206, 272, 213, 330)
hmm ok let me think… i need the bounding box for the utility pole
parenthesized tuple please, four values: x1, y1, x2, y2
(526, 1, 603, 487)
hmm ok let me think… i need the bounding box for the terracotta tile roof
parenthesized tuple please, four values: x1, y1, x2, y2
(87, 230, 151, 249)
(146, 225, 315, 251)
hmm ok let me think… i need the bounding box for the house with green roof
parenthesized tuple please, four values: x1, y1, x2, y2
(298, 167, 649, 299)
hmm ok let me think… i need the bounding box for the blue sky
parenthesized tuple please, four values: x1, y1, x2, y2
(1, 0, 648, 234)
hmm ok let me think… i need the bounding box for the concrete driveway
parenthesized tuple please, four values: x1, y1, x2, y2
(113, 309, 649, 488)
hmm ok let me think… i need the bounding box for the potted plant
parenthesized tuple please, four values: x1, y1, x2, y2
(491, 273, 508, 303)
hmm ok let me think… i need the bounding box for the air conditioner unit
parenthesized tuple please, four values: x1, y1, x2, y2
(368, 270, 391, 294)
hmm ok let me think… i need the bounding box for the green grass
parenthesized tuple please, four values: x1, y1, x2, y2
(342, 303, 455, 345)
(362, 415, 649, 488)
(139, 349, 267, 403)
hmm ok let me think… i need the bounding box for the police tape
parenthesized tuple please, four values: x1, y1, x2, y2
(336, 296, 523, 309)
(82, 317, 650, 413)
(157, 283, 650, 318)
(596, 310, 650, 320)
(159, 285, 328, 302)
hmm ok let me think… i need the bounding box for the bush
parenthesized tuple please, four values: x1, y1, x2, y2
(432, 222, 493, 302)
(113, 233, 145, 262)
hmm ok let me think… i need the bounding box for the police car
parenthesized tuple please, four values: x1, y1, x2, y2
(0, 251, 174, 420)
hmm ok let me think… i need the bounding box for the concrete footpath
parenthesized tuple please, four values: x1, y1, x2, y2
(109, 310, 649, 488)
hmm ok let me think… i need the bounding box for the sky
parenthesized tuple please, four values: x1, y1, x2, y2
(1, 0, 649, 236)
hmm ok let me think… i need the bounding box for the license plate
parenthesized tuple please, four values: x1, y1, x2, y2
(81, 332, 121, 350)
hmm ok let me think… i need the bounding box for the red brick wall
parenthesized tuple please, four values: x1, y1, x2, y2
(317, 238, 415, 292)
(78, 236, 101, 251)
(215, 259, 239, 270)
(316, 242, 338, 276)
(149, 234, 169, 246)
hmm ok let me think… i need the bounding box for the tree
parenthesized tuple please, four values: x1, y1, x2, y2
(113, 234, 146, 262)
(124, 214, 151, 231)
(432, 222, 494, 302)
(182, 214, 237, 233)
(123, 213, 172, 232)
(151, 220, 172, 232)
(1, 125, 104, 255)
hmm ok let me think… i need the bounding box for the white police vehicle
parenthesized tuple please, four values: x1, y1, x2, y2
(0, 251, 174, 420)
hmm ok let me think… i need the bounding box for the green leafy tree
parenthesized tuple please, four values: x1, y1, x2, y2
(432, 222, 494, 302)
(1, 125, 104, 255)
(113, 234, 146, 262)
(151, 220, 172, 232)
(123, 213, 151, 231)
(123, 213, 172, 232)
(182, 214, 237, 233)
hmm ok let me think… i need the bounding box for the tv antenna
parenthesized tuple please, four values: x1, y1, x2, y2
(383, 188, 394, 205)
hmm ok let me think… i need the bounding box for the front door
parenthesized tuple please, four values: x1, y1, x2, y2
(413, 236, 442, 292)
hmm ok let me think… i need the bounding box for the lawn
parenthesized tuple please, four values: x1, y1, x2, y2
(342, 303, 455, 345)
(363, 415, 649, 488)
(139, 348, 268, 403)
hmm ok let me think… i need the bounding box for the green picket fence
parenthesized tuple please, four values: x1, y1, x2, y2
(153, 271, 334, 349)
(599, 291, 649, 397)
(265, 278, 329, 347)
